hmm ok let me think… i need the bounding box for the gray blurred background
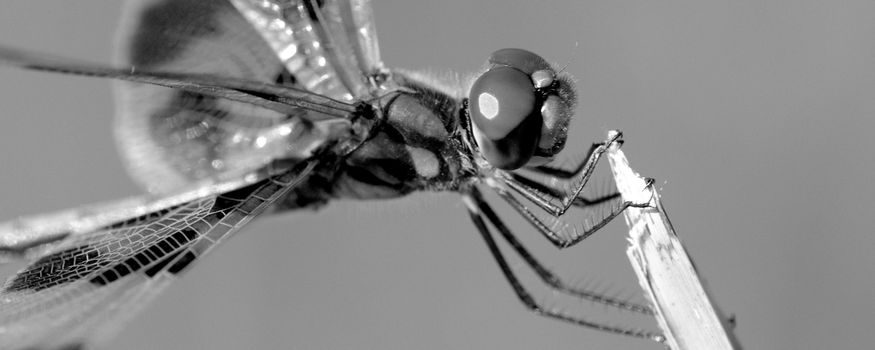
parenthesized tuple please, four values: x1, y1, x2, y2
(0, 1, 873, 349)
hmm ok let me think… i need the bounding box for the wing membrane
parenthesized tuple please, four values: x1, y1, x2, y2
(0, 161, 297, 261)
(230, 0, 387, 100)
(0, 1, 384, 347)
(0, 160, 318, 350)
(115, 0, 346, 193)
(113, 0, 384, 194)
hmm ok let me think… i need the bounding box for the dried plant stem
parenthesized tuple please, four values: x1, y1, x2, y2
(606, 131, 741, 350)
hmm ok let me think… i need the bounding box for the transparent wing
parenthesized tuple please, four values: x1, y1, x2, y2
(114, 0, 365, 194)
(0, 162, 296, 262)
(0, 160, 318, 350)
(230, 0, 387, 101)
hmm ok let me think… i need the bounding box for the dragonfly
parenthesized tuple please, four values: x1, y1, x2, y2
(0, 0, 662, 348)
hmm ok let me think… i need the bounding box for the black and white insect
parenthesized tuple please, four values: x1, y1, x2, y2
(0, 1, 660, 348)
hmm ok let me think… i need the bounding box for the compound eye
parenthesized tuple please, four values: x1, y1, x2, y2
(469, 65, 541, 170)
(489, 48, 551, 75)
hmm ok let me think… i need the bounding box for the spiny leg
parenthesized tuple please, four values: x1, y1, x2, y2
(490, 180, 653, 249)
(462, 188, 664, 342)
(510, 173, 621, 207)
(531, 141, 604, 179)
(503, 132, 625, 217)
(468, 187, 654, 315)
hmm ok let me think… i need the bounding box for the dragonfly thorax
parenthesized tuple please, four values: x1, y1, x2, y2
(328, 85, 468, 200)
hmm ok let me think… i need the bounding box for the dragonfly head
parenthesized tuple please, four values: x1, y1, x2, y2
(468, 48, 576, 170)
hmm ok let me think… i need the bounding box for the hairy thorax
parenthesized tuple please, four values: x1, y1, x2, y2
(329, 73, 472, 201)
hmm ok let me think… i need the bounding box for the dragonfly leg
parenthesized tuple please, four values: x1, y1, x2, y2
(492, 180, 652, 249)
(530, 141, 604, 179)
(509, 173, 621, 208)
(467, 187, 654, 314)
(501, 132, 625, 217)
(462, 188, 664, 342)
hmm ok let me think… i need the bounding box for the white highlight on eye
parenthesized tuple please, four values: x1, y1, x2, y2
(255, 136, 267, 148)
(477, 92, 499, 120)
(539, 96, 564, 149)
(541, 96, 560, 129)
